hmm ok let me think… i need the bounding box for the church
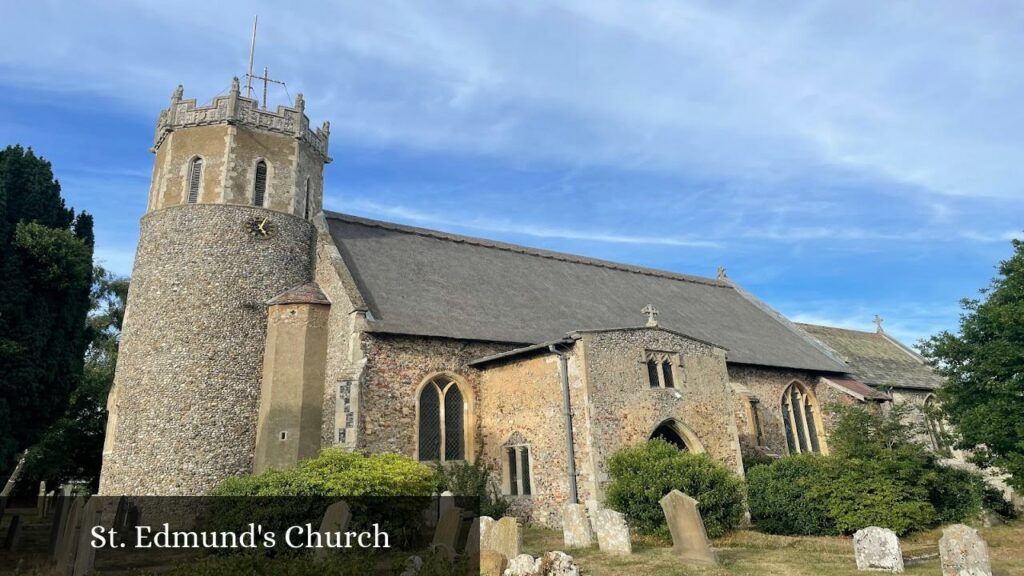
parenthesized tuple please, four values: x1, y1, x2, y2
(97, 80, 943, 526)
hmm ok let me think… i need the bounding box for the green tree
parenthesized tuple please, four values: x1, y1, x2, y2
(920, 238, 1024, 492)
(24, 267, 128, 491)
(0, 145, 94, 481)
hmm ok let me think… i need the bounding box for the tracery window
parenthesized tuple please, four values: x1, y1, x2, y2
(253, 160, 268, 207)
(417, 375, 466, 462)
(187, 157, 203, 203)
(644, 350, 678, 388)
(781, 382, 823, 454)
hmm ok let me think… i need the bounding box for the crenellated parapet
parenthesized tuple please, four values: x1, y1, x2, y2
(153, 77, 331, 161)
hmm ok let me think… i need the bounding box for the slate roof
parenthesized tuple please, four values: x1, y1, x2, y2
(822, 377, 891, 401)
(324, 211, 848, 373)
(796, 324, 943, 390)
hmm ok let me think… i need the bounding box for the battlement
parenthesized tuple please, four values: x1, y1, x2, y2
(153, 78, 331, 161)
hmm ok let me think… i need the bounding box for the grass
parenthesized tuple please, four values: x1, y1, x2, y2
(522, 520, 1024, 576)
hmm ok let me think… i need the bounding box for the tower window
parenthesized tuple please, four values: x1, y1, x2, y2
(253, 161, 268, 207)
(187, 158, 203, 203)
(781, 382, 824, 454)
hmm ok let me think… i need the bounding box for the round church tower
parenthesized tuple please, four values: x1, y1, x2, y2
(98, 79, 331, 495)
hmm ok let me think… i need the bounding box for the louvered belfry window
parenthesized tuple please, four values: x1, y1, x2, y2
(187, 158, 202, 203)
(253, 161, 267, 207)
(417, 376, 466, 462)
(303, 178, 311, 219)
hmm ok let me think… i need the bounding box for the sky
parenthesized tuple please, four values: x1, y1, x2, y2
(1, 1, 1022, 346)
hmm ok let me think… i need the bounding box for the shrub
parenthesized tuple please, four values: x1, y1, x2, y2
(742, 452, 775, 473)
(982, 485, 1018, 520)
(747, 454, 835, 535)
(925, 464, 984, 524)
(605, 440, 745, 539)
(433, 458, 510, 518)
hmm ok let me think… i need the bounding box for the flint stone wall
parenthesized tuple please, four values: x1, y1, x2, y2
(99, 204, 315, 495)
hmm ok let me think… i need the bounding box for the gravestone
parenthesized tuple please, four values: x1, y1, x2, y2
(49, 494, 69, 560)
(479, 549, 508, 576)
(465, 517, 481, 554)
(592, 508, 631, 555)
(3, 514, 22, 551)
(37, 481, 47, 518)
(479, 516, 495, 547)
(73, 502, 105, 576)
(438, 490, 455, 519)
(853, 527, 904, 572)
(431, 506, 463, 550)
(314, 501, 352, 561)
(484, 517, 522, 560)
(56, 497, 85, 575)
(561, 503, 594, 549)
(939, 524, 992, 576)
(660, 490, 717, 565)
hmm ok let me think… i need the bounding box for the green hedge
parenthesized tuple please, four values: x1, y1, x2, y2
(605, 440, 746, 539)
(747, 454, 835, 535)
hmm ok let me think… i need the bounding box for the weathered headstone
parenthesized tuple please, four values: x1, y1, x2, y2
(485, 517, 522, 560)
(3, 514, 22, 551)
(314, 501, 352, 561)
(480, 549, 508, 576)
(504, 553, 538, 575)
(939, 524, 992, 576)
(438, 490, 455, 519)
(660, 491, 717, 565)
(592, 508, 631, 555)
(853, 527, 904, 573)
(399, 554, 423, 576)
(56, 497, 85, 575)
(465, 517, 481, 554)
(479, 516, 495, 547)
(540, 551, 581, 576)
(561, 503, 594, 549)
(49, 494, 69, 560)
(37, 481, 47, 517)
(73, 502, 104, 576)
(431, 506, 463, 550)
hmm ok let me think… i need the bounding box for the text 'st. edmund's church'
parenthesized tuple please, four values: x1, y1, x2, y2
(99, 80, 948, 526)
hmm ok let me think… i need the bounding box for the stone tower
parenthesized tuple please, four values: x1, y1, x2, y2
(98, 79, 331, 495)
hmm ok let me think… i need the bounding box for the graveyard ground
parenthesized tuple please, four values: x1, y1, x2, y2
(523, 520, 1024, 576)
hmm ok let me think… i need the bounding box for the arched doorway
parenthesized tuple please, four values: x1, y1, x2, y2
(648, 419, 705, 453)
(651, 422, 689, 450)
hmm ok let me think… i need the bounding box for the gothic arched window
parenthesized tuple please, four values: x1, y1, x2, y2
(253, 160, 268, 207)
(187, 157, 203, 203)
(781, 382, 823, 454)
(417, 375, 467, 462)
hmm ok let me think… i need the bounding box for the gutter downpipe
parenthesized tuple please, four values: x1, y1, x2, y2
(549, 343, 578, 504)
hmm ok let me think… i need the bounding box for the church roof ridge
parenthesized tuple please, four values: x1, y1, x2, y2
(795, 322, 880, 337)
(323, 210, 728, 288)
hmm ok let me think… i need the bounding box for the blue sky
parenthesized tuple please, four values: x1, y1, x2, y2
(1, 1, 1022, 345)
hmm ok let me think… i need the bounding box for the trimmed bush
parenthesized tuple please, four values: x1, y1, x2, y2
(926, 464, 984, 524)
(605, 440, 745, 539)
(433, 458, 510, 519)
(747, 454, 836, 535)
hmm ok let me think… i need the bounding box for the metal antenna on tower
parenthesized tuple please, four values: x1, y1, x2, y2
(245, 15, 257, 99)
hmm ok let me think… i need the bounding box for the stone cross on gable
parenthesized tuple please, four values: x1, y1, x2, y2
(874, 314, 884, 334)
(642, 304, 659, 327)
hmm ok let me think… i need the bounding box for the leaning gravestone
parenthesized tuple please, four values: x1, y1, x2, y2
(465, 517, 481, 554)
(37, 481, 47, 518)
(431, 506, 463, 550)
(479, 549, 508, 576)
(479, 516, 495, 546)
(660, 490, 717, 565)
(49, 494, 69, 560)
(484, 517, 522, 560)
(504, 553, 539, 575)
(540, 551, 581, 576)
(56, 497, 85, 575)
(939, 524, 992, 576)
(853, 527, 904, 573)
(561, 503, 594, 549)
(73, 501, 106, 576)
(592, 508, 631, 555)
(314, 501, 352, 561)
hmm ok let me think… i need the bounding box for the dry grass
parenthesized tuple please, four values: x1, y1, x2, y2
(522, 520, 1024, 576)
